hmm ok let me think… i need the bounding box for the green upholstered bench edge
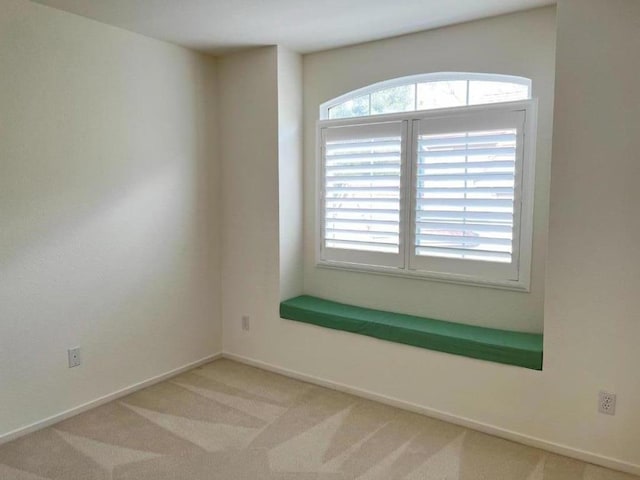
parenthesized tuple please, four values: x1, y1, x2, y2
(280, 295, 543, 370)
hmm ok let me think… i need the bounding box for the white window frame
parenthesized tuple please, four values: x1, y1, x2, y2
(316, 99, 537, 292)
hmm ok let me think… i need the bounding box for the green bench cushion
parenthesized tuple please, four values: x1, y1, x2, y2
(280, 295, 543, 370)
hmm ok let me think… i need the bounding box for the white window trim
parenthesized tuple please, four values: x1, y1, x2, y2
(319, 72, 532, 120)
(316, 99, 537, 292)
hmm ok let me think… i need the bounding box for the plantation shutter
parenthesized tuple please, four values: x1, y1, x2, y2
(320, 120, 406, 268)
(409, 109, 526, 281)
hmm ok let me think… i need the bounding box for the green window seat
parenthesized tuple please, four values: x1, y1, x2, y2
(280, 295, 543, 370)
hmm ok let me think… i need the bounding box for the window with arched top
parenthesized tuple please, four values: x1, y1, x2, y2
(316, 72, 537, 290)
(320, 73, 531, 120)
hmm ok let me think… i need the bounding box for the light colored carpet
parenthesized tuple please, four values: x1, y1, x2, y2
(0, 359, 636, 480)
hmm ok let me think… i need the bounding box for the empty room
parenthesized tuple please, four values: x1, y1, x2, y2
(1, 0, 639, 478)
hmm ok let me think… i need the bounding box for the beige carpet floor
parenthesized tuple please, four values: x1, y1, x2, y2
(0, 358, 636, 480)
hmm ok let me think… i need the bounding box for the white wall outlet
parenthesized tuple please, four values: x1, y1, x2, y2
(598, 391, 616, 415)
(241, 315, 250, 331)
(68, 347, 81, 368)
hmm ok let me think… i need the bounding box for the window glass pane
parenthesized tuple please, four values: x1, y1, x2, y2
(468, 81, 529, 105)
(328, 95, 370, 119)
(415, 128, 517, 263)
(370, 85, 415, 115)
(417, 81, 467, 110)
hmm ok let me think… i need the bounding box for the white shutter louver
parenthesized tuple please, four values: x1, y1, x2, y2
(414, 128, 517, 263)
(321, 121, 406, 267)
(409, 109, 527, 282)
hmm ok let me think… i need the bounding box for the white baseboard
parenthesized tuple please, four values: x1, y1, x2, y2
(0, 352, 223, 446)
(223, 351, 640, 477)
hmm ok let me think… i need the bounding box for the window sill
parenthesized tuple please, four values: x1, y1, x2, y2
(280, 295, 543, 370)
(316, 261, 530, 292)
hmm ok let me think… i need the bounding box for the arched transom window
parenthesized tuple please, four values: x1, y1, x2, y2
(320, 72, 531, 120)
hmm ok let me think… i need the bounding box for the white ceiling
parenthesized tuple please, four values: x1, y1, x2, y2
(32, 0, 555, 54)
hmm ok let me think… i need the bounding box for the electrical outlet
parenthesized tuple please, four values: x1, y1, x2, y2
(598, 391, 616, 415)
(68, 347, 81, 368)
(241, 315, 250, 331)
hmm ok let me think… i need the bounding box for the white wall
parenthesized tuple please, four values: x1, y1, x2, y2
(543, 0, 640, 468)
(0, 0, 221, 438)
(277, 47, 304, 301)
(303, 7, 556, 333)
(223, 3, 640, 473)
(218, 47, 281, 355)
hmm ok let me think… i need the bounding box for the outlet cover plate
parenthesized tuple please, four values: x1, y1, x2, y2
(598, 391, 616, 415)
(68, 347, 81, 368)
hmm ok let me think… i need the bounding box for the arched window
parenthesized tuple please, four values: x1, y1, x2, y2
(320, 73, 531, 120)
(316, 72, 536, 290)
